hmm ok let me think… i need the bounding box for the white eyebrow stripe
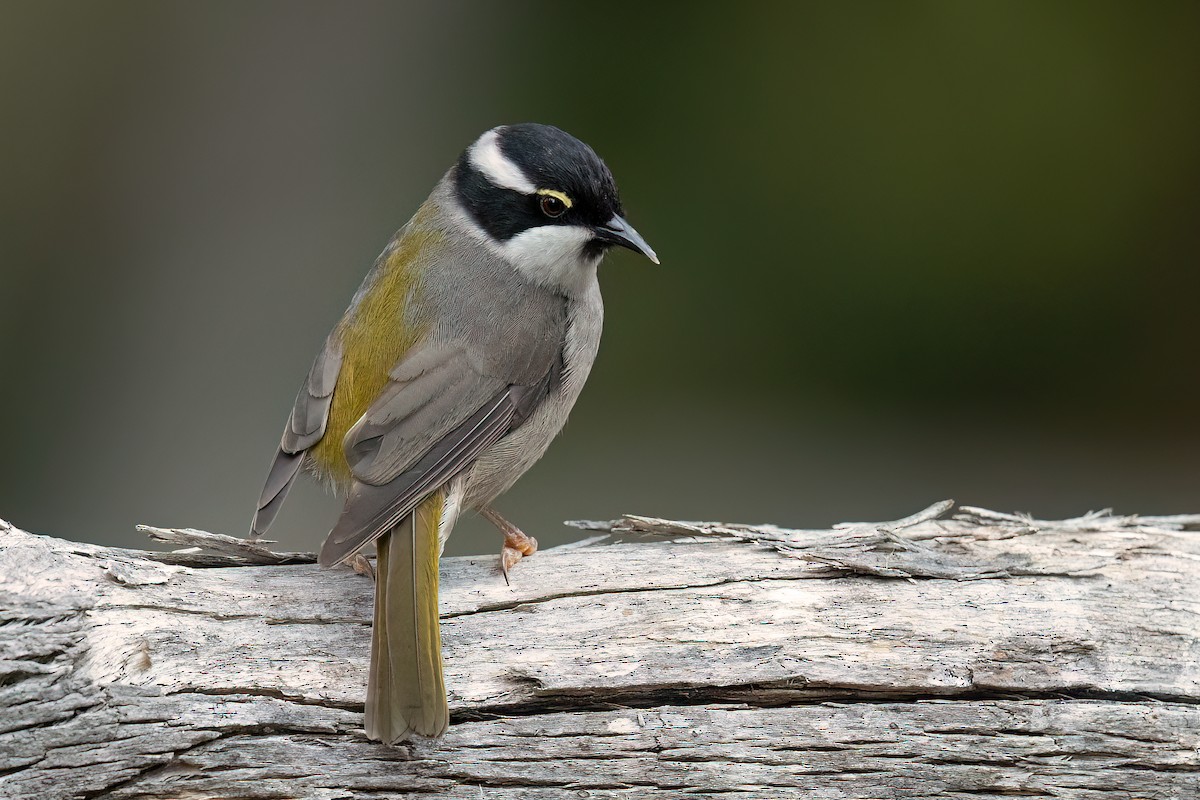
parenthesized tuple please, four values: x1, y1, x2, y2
(468, 129, 535, 194)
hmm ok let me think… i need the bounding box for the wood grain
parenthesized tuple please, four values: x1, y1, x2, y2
(1, 504, 1197, 799)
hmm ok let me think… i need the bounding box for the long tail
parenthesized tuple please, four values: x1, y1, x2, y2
(365, 491, 447, 741)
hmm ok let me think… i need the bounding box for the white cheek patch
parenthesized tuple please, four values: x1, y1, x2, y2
(469, 129, 535, 194)
(501, 225, 597, 291)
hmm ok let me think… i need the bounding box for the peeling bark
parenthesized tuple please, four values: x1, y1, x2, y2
(1, 504, 1197, 799)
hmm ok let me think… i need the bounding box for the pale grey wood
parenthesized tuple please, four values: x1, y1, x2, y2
(1, 504, 1197, 799)
(137, 523, 316, 565)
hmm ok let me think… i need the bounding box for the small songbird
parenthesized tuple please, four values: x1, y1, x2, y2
(250, 123, 657, 743)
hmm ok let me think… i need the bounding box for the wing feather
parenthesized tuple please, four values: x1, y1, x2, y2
(344, 345, 503, 486)
(250, 336, 343, 536)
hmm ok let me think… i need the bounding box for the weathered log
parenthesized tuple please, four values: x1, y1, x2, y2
(1, 503, 1198, 799)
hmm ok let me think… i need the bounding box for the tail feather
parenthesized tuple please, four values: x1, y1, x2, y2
(365, 491, 447, 741)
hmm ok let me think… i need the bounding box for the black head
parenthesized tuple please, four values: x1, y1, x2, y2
(453, 123, 657, 264)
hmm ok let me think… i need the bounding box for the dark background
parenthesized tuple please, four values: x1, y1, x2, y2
(2, 1, 1197, 556)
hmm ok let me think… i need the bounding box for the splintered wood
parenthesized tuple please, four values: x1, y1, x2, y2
(1, 502, 1197, 799)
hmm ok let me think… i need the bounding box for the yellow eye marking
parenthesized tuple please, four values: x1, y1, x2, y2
(536, 188, 573, 209)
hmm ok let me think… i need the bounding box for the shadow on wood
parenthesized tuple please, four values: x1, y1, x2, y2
(1, 503, 1197, 799)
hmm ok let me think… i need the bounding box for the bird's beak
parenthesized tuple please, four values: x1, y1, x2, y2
(595, 214, 659, 264)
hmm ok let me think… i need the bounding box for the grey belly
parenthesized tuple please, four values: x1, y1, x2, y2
(463, 389, 579, 508)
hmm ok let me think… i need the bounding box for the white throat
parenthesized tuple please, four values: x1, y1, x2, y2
(498, 225, 600, 294)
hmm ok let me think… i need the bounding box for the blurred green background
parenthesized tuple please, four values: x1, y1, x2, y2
(1, 1, 1197, 556)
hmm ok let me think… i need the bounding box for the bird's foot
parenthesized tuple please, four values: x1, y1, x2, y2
(481, 506, 538, 585)
(500, 530, 538, 585)
(346, 552, 375, 581)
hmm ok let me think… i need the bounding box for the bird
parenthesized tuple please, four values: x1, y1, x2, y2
(249, 123, 658, 743)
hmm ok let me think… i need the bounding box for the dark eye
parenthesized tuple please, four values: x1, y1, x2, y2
(539, 194, 567, 218)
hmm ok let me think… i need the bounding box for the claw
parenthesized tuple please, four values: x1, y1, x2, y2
(500, 546, 520, 585)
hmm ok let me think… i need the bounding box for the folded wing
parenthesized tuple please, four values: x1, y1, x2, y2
(318, 343, 558, 566)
